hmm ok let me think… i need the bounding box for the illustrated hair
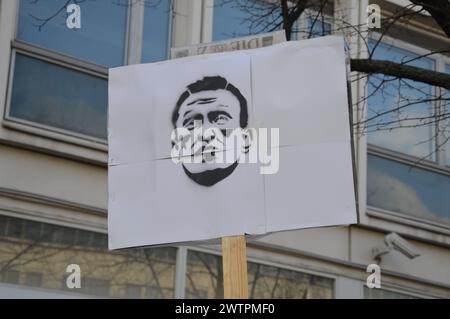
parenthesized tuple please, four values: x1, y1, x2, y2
(172, 76, 248, 128)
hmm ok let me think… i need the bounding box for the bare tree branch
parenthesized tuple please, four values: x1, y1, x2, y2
(351, 59, 450, 90)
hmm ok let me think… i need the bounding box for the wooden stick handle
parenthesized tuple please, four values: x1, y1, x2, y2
(222, 235, 249, 299)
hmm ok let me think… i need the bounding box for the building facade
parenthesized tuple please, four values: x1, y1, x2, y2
(0, 0, 449, 298)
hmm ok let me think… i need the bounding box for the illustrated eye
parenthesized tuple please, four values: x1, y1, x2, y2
(183, 116, 202, 130)
(184, 119, 195, 130)
(213, 114, 230, 125)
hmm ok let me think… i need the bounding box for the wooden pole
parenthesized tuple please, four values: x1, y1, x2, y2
(222, 235, 248, 299)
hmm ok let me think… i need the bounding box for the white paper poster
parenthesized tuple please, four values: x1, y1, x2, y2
(108, 35, 357, 250)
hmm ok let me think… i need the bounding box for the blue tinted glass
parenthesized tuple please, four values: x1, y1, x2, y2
(9, 54, 107, 139)
(141, 0, 171, 63)
(18, 0, 128, 67)
(213, 1, 281, 41)
(307, 17, 331, 38)
(367, 41, 435, 159)
(367, 154, 450, 223)
(445, 65, 450, 166)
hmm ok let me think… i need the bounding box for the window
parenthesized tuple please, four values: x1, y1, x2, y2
(76, 277, 111, 297)
(291, 12, 332, 40)
(6, 0, 172, 141)
(0, 216, 176, 298)
(25, 272, 43, 287)
(145, 286, 173, 299)
(18, 0, 128, 67)
(364, 287, 419, 299)
(367, 154, 450, 223)
(445, 64, 450, 166)
(186, 250, 223, 298)
(306, 17, 331, 38)
(185, 250, 334, 299)
(9, 53, 108, 139)
(367, 42, 435, 159)
(366, 40, 450, 226)
(247, 262, 334, 298)
(1, 216, 336, 299)
(1, 270, 20, 285)
(212, 2, 331, 42)
(212, 0, 282, 41)
(142, 0, 172, 63)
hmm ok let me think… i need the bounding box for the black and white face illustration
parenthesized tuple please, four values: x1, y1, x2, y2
(172, 76, 250, 186)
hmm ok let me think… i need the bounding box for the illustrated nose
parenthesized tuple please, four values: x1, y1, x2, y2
(203, 126, 217, 141)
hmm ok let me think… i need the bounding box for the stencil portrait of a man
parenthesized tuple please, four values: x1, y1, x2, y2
(171, 76, 252, 186)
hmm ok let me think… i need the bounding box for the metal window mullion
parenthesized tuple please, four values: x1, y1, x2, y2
(296, 11, 308, 40)
(12, 41, 108, 77)
(201, 0, 214, 43)
(174, 246, 187, 299)
(167, 0, 175, 59)
(127, 0, 145, 65)
(435, 57, 447, 166)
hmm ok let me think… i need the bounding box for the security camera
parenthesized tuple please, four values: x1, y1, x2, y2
(385, 233, 420, 259)
(372, 232, 420, 262)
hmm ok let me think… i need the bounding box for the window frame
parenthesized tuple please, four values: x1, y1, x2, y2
(363, 284, 434, 299)
(5, 0, 131, 146)
(209, 3, 334, 42)
(2, 210, 448, 299)
(5, 42, 109, 145)
(365, 33, 450, 233)
(1, 0, 174, 161)
(0, 212, 180, 298)
(367, 33, 450, 167)
(183, 245, 337, 299)
(437, 58, 450, 168)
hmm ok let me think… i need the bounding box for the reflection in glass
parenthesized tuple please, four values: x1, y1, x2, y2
(0, 215, 176, 298)
(367, 41, 435, 159)
(9, 54, 107, 139)
(186, 251, 223, 298)
(18, 0, 128, 67)
(186, 250, 334, 299)
(141, 0, 171, 63)
(248, 262, 333, 298)
(367, 154, 450, 223)
(445, 65, 450, 166)
(364, 287, 417, 299)
(213, 0, 281, 41)
(307, 17, 331, 38)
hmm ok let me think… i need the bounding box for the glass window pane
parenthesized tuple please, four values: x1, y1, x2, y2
(6, 218, 23, 238)
(186, 251, 223, 299)
(213, 0, 281, 41)
(18, 0, 128, 67)
(2, 270, 20, 284)
(307, 17, 331, 38)
(141, 0, 171, 63)
(364, 287, 418, 299)
(248, 262, 333, 298)
(445, 64, 450, 166)
(0, 216, 176, 298)
(9, 53, 107, 139)
(367, 41, 435, 159)
(367, 154, 450, 223)
(25, 272, 43, 287)
(186, 250, 334, 299)
(124, 284, 142, 299)
(0, 216, 6, 236)
(77, 278, 110, 297)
